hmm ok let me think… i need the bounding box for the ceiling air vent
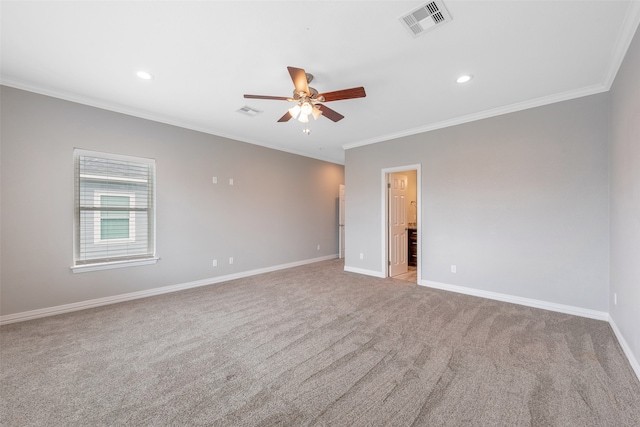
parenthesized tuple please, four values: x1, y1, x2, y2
(400, 0, 452, 38)
(236, 106, 263, 117)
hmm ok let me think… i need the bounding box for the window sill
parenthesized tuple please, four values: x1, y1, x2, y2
(71, 257, 159, 273)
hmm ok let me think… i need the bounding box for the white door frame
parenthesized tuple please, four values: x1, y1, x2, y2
(339, 184, 345, 259)
(381, 164, 421, 279)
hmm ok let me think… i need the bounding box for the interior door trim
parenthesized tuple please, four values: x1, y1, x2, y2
(381, 164, 421, 279)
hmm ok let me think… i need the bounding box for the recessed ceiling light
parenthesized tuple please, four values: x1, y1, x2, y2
(456, 74, 473, 84)
(136, 71, 153, 80)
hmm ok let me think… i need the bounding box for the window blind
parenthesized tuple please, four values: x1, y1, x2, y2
(74, 149, 156, 266)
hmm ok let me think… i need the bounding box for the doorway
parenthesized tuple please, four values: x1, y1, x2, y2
(383, 166, 420, 282)
(339, 184, 345, 259)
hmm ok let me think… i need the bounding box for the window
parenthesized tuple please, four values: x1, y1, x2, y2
(73, 149, 157, 272)
(93, 193, 135, 243)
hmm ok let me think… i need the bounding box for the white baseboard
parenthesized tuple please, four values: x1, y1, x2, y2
(609, 317, 640, 382)
(420, 279, 609, 321)
(0, 254, 338, 325)
(421, 279, 639, 382)
(3, 260, 638, 385)
(343, 265, 385, 278)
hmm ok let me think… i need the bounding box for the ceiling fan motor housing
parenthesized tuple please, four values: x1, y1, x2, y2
(293, 86, 319, 101)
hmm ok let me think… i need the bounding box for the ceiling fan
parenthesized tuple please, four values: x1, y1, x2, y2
(244, 66, 366, 128)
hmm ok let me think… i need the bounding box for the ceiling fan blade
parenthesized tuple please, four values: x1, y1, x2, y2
(317, 104, 344, 122)
(287, 66, 310, 96)
(277, 111, 293, 122)
(244, 94, 291, 101)
(317, 87, 366, 102)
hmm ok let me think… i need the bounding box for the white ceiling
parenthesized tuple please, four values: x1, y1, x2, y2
(2, 1, 640, 164)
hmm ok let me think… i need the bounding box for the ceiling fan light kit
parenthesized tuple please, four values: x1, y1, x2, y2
(310, 106, 322, 120)
(244, 66, 366, 135)
(288, 104, 301, 119)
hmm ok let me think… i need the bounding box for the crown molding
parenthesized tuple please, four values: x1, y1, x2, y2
(602, 0, 640, 89)
(344, 2, 640, 152)
(343, 83, 608, 151)
(0, 78, 344, 165)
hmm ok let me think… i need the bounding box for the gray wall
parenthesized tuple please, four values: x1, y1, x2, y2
(610, 27, 640, 369)
(0, 86, 344, 315)
(345, 93, 610, 312)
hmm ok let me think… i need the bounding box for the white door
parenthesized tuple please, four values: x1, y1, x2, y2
(339, 184, 345, 259)
(389, 174, 408, 277)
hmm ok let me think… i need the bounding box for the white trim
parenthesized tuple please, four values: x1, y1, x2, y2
(74, 149, 156, 268)
(609, 317, 640, 382)
(343, 0, 640, 156)
(74, 148, 155, 165)
(343, 265, 385, 278)
(1, 255, 337, 325)
(343, 84, 608, 152)
(3, 1, 639, 167)
(71, 257, 159, 273)
(419, 278, 638, 381)
(0, 80, 343, 165)
(4, 256, 638, 384)
(381, 165, 421, 279)
(420, 279, 609, 321)
(602, 0, 640, 90)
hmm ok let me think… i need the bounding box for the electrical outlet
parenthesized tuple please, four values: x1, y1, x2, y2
(229, 257, 234, 265)
(451, 265, 457, 273)
(212, 177, 217, 184)
(229, 178, 234, 186)
(614, 293, 617, 305)
(317, 244, 320, 250)
(360, 253, 364, 259)
(212, 259, 217, 267)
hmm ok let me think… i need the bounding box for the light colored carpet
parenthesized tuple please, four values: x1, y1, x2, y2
(1, 259, 639, 426)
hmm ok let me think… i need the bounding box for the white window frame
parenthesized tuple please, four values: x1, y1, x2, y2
(72, 149, 158, 273)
